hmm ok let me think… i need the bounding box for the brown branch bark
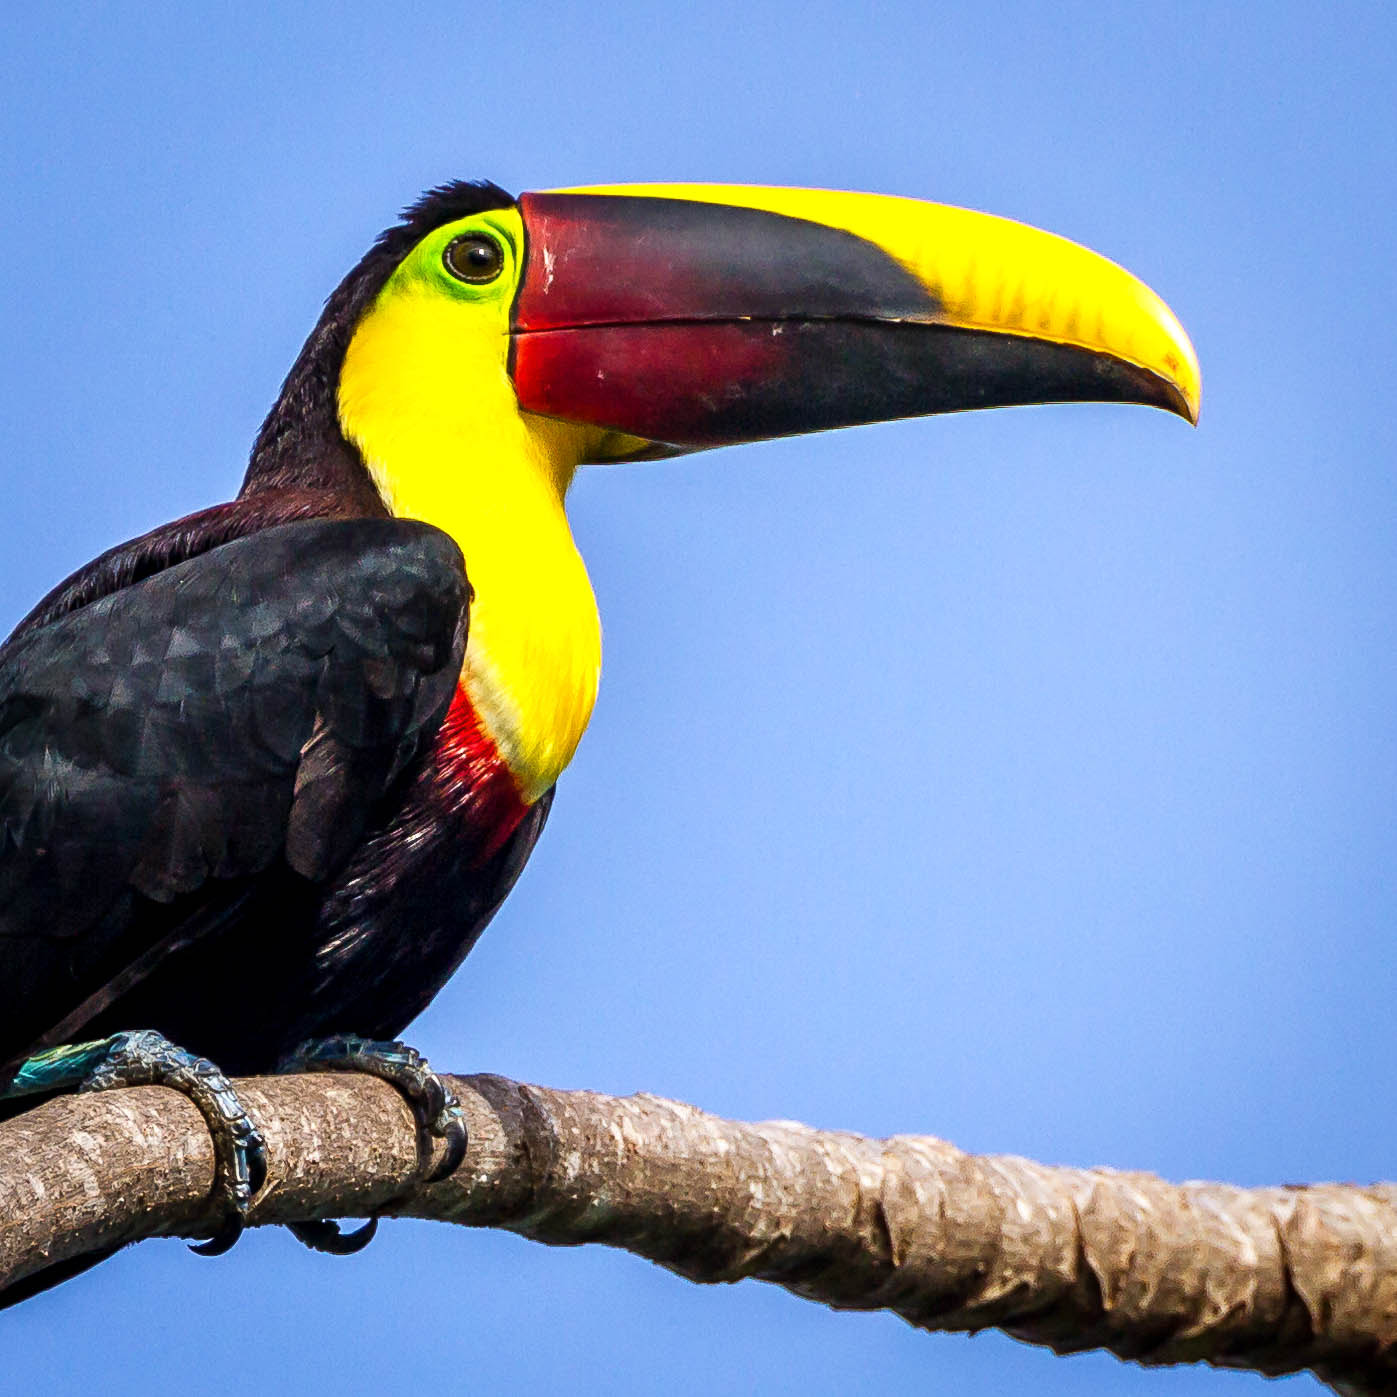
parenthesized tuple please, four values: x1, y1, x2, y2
(1, 1074, 1393, 1393)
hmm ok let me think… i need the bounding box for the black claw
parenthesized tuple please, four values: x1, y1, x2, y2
(420, 1071, 446, 1122)
(284, 1217, 380, 1256)
(426, 1112, 468, 1184)
(190, 1213, 246, 1258)
(246, 1133, 269, 1199)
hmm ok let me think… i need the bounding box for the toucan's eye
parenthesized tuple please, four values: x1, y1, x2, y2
(443, 232, 505, 284)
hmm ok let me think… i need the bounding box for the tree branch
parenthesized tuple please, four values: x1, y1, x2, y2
(1, 1073, 1392, 1392)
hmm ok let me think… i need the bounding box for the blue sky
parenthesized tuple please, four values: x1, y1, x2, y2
(2, 3, 1394, 1393)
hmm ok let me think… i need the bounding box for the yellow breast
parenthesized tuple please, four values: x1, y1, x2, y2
(337, 279, 602, 803)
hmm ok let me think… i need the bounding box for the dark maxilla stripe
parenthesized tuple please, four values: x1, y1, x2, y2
(513, 193, 944, 332)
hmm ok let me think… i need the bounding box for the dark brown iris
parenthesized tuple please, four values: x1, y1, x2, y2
(443, 232, 504, 284)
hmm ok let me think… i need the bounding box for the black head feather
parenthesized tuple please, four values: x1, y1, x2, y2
(241, 180, 516, 501)
(389, 180, 514, 256)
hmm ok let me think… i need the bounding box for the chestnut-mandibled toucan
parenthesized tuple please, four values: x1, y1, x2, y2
(0, 181, 1199, 1284)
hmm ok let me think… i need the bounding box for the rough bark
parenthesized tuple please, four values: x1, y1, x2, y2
(1, 1074, 1393, 1393)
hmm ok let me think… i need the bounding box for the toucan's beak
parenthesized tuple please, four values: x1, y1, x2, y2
(509, 185, 1200, 458)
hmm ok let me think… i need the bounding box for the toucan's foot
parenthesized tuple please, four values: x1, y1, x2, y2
(3, 1030, 266, 1256)
(280, 1034, 466, 1182)
(276, 1035, 464, 1256)
(283, 1216, 380, 1255)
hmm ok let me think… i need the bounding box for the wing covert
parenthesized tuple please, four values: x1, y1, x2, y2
(0, 518, 468, 1057)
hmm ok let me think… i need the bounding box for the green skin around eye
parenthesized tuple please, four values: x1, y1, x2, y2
(391, 211, 524, 304)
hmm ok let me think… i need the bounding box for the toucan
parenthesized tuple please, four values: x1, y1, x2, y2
(0, 181, 1199, 1281)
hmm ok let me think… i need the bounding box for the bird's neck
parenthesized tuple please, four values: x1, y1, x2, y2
(336, 297, 601, 803)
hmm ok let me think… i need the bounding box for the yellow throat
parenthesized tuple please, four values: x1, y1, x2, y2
(336, 211, 603, 804)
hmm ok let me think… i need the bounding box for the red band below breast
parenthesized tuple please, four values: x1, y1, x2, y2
(429, 687, 532, 867)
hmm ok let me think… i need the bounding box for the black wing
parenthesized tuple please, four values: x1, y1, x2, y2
(0, 518, 467, 1063)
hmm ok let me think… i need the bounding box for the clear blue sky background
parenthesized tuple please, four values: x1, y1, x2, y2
(2, 4, 1393, 1393)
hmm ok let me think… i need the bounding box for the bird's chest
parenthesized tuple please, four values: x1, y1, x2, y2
(419, 684, 534, 863)
(294, 685, 542, 1038)
(338, 342, 603, 805)
(406, 518, 601, 806)
(330, 684, 532, 915)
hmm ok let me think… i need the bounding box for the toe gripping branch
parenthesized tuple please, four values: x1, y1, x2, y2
(276, 1035, 468, 1255)
(5, 1030, 267, 1257)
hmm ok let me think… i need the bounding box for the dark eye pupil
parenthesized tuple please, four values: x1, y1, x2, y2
(444, 233, 504, 284)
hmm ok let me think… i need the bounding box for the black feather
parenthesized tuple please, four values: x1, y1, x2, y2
(0, 518, 468, 1065)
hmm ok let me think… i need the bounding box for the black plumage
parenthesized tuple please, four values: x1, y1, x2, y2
(1, 520, 446, 1066)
